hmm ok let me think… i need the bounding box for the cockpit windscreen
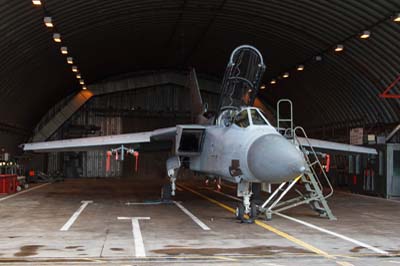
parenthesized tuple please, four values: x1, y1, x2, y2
(250, 109, 268, 125)
(234, 110, 250, 128)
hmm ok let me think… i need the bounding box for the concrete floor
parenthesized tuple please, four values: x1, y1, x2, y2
(0, 178, 399, 266)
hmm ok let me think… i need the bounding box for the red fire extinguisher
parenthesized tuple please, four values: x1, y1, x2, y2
(106, 151, 112, 172)
(133, 151, 139, 172)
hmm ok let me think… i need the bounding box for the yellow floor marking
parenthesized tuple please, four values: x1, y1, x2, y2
(336, 261, 355, 266)
(179, 184, 356, 266)
(214, 256, 238, 261)
(254, 219, 331, 258)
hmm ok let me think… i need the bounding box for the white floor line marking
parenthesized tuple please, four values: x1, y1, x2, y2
(60, 200, 93, 231)
(173, 201, 210, 231)
(0, 183, 50, 202)
(388, 261, 400, 264)
(118, 217, 150, 257)
(206, 186, 389, 256)
(274, 212, 388, 255)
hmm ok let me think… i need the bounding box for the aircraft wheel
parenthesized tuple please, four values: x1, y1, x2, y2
(235, 204, 244, 220)
(250, 202, 258, 219)
(161, 183, 172, 201)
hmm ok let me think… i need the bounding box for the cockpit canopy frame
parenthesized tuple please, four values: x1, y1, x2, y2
(216, 107, 271, 128)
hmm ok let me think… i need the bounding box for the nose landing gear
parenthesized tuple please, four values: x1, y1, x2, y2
(235, 181, 258, 223)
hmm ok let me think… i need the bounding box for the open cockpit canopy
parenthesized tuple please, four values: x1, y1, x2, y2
(217, 45, 266, 113)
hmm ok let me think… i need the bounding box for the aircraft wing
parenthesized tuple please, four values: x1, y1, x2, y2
(297, 137, 377, 155)
(22, 127, 176, 152)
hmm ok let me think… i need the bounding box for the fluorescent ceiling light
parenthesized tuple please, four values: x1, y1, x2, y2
(72, 66, 78, 72)
(32, 0, 41, 5)
(44, 17, 53, 27)
(297, 65, 304, 71)
(53, 33, 61, 43)
(60, 47, 68, 55)
(360, 30, 371, 39)
(260, 84, 266, 89)
(76, 73, 81, 79)
(270, 79, 276, 85)
(67, 57, 73, 64)
(394, 13, 400, 22)
(283, 72, 289, 78)
(79, 79, 85, 85)
(334, 44, 344, 52)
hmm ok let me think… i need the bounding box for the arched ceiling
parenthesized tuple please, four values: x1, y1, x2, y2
(1, 0, 400, 136)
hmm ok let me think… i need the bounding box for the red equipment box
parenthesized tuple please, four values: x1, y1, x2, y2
(0, 174, 17, 194)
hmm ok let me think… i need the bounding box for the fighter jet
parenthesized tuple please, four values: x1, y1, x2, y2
(23, 45, 376, 222)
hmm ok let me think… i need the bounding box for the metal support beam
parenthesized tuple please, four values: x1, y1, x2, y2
(32, 90, 93, 142)
(386, 124, 400, 142)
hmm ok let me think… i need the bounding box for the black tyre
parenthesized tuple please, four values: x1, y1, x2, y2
(161, 183, 172, 201)
(250, 202, 258, 219)
(235, 204, 244, 220)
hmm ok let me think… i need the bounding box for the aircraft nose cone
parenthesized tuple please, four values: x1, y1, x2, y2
(247, 134, 306, 183)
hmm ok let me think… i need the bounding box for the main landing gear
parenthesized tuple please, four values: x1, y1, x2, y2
(162, 156, 181, 202)
(235, 181, 260, 223)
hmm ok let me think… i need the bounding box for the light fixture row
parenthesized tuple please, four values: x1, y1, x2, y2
(33, 0, 400, 92)
(32, 0, 87, 90)
(267, 15, 400, 87)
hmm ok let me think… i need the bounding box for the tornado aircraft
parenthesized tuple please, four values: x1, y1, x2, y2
(23, 45, 376, 222)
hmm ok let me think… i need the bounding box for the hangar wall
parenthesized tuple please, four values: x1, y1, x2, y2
(0, 132, 24, 157)
(46, 81, 220, 178)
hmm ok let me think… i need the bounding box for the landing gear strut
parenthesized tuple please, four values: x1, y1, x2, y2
(162, 156, 181, 201)
(235, 181, 258, 223)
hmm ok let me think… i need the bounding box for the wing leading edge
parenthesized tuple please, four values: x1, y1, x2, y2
(297, 137, 377, 155)
(22, 127, 176, 152)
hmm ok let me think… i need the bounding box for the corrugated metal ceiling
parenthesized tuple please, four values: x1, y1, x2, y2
(1, 0, 400, 134)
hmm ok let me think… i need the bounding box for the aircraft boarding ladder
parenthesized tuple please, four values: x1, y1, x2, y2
(259, 99, 336, 220)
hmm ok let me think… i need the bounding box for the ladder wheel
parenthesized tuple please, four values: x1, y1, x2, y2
(265, 212, 272, 221)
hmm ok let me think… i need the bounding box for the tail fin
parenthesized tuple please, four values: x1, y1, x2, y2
(188, 68, 209, 124)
